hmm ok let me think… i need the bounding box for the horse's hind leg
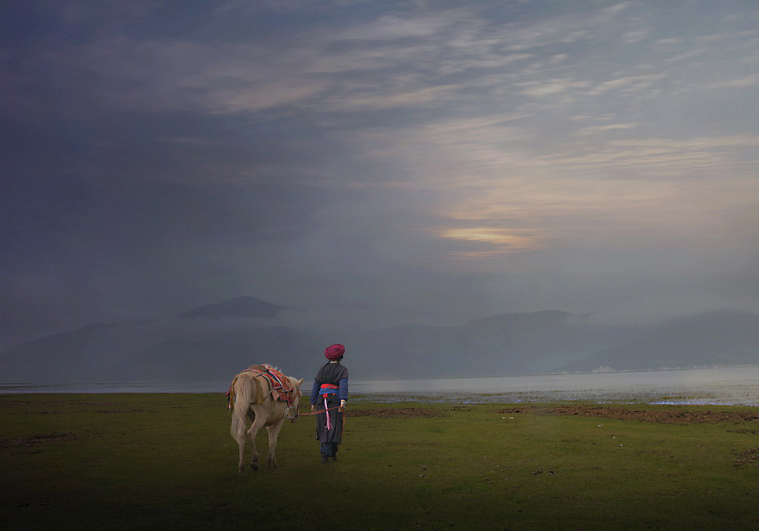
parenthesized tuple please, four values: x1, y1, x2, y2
(237, 439, 246, 473)
(230, 411, 247, 473)
(266, 419, 285, 469)
(247, 415, 266, 471)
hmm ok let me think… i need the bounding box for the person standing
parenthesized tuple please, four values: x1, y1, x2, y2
(310, 343, 349, 463)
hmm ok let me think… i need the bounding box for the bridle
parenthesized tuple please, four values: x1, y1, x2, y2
(286, 392, 300, 422)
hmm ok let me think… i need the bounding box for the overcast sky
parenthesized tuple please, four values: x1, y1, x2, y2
(3, 0, 759, 346)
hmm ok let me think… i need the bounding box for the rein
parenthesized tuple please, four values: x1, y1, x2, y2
(300, 406, 343, 416)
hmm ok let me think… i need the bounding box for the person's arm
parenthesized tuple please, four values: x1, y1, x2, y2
(338, 377, 348, 401)
(338, 370, 349, 411)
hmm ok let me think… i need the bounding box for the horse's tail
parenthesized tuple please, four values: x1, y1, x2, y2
(230, 373, 261, 440)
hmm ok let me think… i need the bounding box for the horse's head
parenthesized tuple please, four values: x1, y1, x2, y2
(286, 378, 304, 423)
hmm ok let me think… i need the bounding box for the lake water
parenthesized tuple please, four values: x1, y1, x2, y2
(352, 366, 759, 406)
(2, 366, 758, 406)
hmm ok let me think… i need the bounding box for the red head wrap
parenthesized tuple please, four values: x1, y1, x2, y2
(324, 344, 345, 360)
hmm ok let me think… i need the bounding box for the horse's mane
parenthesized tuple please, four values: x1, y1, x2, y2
(246, 363, 281, 373)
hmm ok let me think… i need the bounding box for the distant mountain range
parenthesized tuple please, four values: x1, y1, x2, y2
(1, 296, 758, 383)
(176, 296, 287, 320)
(559, 309, 759, 373)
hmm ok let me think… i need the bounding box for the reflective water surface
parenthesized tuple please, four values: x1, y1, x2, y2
(2, 366, 758, 406)
(351, 366, 759, 406)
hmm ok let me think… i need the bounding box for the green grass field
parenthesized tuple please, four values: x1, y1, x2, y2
(2, 394, 758, 530)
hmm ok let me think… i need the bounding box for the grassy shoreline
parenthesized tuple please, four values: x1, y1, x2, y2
(2, 394, 758, 529)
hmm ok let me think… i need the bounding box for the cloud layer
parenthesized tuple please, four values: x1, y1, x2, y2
(3, 0, 759, 346)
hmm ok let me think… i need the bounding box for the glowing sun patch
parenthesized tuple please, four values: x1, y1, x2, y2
(438, 228, 544, 256)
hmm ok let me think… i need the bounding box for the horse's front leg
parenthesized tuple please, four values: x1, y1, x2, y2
(266, 419, 285, 469)
(247, 414, 266, 471)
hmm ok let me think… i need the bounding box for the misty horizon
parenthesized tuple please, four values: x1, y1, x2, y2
(2, 294, 758, 386)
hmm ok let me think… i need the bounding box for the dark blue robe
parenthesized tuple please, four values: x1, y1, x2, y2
(310, 361, 349, 457)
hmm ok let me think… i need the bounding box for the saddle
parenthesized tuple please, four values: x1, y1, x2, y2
(226, 364, 295, 409)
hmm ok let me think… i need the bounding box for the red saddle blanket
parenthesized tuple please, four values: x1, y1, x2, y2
(226, 364, 295, 409)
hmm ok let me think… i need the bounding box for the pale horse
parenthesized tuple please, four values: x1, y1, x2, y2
(229, 367, 303, 472)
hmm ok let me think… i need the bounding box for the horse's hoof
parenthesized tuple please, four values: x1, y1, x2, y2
(238, 467, 245, 474)
(251, 463, 259, 471)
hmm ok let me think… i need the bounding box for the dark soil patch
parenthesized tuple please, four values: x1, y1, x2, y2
(0, 400, 35, 407)
(0, 432, 91, 448)
(733, 447, 759, 467)
(349, 407, 448, 418)
(384, 440, 442, 447)
(1, 399, 127, 410)
(496, 405, 759, 424)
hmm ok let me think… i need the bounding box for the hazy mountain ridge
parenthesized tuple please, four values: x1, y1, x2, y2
(1, 298, 758, 383)
(560, 309, 759, 372)
(176, 296, 288, 320)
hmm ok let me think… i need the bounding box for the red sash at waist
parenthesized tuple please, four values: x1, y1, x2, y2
(319, 383, 339, 395)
